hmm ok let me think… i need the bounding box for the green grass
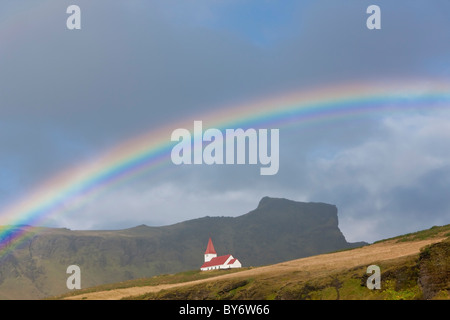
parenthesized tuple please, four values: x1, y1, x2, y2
(374, 224, 450, 244)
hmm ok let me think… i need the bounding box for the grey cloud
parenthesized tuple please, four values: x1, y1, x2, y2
(385, 166, 450, 220)
(1, 1, 450, 243)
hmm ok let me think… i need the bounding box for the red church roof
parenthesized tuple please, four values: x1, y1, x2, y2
(204, 237, 217, 254)
(201, 254, 232, 269)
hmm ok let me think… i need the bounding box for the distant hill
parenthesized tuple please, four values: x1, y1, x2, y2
(0, 197, 366, 299)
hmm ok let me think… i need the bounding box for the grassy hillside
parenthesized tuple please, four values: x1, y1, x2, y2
(0, 197, 366, 299)
(129, 227, 450, 300)
(126, 241, 448, 300)
(50, 268, 250, 299)
(375, 224, 450, 243)
(59, 224, 450, 300)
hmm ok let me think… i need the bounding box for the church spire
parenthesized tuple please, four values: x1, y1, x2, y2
(204, 237, 217, 262)
(205, 237, 216, 254)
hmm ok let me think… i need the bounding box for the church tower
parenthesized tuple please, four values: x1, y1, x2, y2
(204, 237, 217, 262)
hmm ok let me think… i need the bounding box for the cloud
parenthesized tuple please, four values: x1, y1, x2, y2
(1, 1, 450, 244)
(40, 108, 450, 244)
(50, 180, 267, 230)
(305, 110, 450, 241)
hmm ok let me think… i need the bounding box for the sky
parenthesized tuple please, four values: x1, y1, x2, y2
(1, 0, 450, 243)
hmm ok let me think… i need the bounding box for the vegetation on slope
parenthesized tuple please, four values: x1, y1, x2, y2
(126, 238, 450, 300)
(375, 224, 450, 243)
(50, 268, 249, 300)
(50, 223, 449, 300)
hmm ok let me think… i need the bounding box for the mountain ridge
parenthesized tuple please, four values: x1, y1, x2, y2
(0, 196, 366, 299)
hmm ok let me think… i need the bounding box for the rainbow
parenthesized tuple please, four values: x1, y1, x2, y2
(1, 79, 450, 258)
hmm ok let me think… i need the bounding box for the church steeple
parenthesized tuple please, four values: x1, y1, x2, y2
(204, 237, 217, 262)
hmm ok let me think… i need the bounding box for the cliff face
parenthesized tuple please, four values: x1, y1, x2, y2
(0, 197, 366, 299)
(228, 197, 364, 265)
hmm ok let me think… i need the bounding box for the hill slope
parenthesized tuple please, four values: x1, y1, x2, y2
(61, 224, 450, 300)
(0, 197, 365, 299)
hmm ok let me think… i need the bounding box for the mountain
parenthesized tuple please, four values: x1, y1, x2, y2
(0, 197, 366, 299)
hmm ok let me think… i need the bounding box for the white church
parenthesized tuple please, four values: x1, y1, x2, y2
(200, 238, 242, 271)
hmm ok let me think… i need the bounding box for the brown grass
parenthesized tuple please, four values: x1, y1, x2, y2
(65, 237, 445, 300)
